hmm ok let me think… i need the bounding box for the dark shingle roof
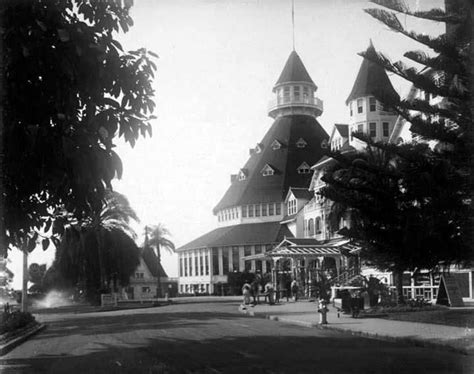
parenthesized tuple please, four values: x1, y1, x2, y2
(289, 187, 312, 200)
(346, 44, 400, 104)
(275, 51, 316, 88)
(334, 124, 349, 138)
(177, 222, 293, 252)
(142, 246, 168, 278)
(213, 115, 329, 213)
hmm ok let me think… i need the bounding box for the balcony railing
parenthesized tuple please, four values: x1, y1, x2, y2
(268, 95, 323, 113)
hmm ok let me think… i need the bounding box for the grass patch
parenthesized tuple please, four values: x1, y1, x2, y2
(385, 309, 474, 328)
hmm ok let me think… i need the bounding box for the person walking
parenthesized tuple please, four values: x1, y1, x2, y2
(265, 281, 275, 305)
(291, 279, 299, 302)
(242, 282, 251, 306)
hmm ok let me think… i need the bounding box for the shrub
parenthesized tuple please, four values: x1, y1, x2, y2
(0, 311, 36, 335)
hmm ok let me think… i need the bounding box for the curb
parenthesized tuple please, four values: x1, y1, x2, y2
(241, 309, 471, 356)
(0, 323, 47, 356)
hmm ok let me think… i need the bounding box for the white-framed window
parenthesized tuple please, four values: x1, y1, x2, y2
(271, 140, 282, 150)
(261, 204, 267, 216)
(248, 204, 254, 217)
(269, 203, 274, 215)
(369, 122, 376, 137)
(261, 164, 275, 176)
(303, 86, 309, 102)
(255, 204, 261, 217)
(296, 138, 307, 148)
(276, 203, 281, 215)
(357, 98, 363, 113)
(287, 199, 297, 215)
(293, 85, 300, 101)
(135, 272, 144, 279)
(297, 162, 311, 174)
(383, 122, 389, 137)
(369, 97, 376, 112)
(242, 205, 247, 218)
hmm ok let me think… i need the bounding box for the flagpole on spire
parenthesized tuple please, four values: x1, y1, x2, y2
(292, 0, 295, 51)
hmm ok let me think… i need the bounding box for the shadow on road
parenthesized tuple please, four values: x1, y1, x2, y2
(2, 305, 473, 373)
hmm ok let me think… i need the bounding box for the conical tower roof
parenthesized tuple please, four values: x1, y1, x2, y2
(274, 50, 316, 89)
(213, 115, 328, 213)
(346, 44, 400, 104)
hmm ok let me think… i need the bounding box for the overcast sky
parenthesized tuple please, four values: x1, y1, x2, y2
(9, 0, 444, 286)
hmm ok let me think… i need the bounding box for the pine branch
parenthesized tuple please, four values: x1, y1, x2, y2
(403, 51, 465, 77)
(368, 0, 464, 24)
(360, 48, 468, 101)
(364, 8, 462, 60)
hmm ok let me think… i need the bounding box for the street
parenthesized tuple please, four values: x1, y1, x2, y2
(1, 300, 472, 373)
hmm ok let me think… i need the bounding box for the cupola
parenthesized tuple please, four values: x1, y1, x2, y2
(268, 51, 323, 119)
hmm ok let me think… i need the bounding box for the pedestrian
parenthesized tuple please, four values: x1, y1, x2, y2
(242, 282, 251, 306)
(291, 278, 299, 302)
(251, 278, 260, 305)
(265, 281, 275, 305)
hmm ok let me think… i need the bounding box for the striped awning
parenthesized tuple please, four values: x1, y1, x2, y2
(266, 246, 341, 257)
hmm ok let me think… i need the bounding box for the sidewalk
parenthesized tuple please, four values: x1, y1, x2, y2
(241, 300, 474, 355)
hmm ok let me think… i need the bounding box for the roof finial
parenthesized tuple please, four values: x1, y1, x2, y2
(292, 0, 295, 51)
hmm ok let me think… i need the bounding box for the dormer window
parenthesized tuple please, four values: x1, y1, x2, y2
(297, 162, 311, 174)
(255, 143, 263, 154)
(321, 139, 328, 149)
(287, 198, 297, 215)
(271, 140, 282, 150)
(261, 164, 275, 176)
(296, 138, 307, 148)
(238, 169, 248, 181)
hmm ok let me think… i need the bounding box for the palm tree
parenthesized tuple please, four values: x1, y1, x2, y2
(145, 224, 175, 298)
(56, 190, 140, 302)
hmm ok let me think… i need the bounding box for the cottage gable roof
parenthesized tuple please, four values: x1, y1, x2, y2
(141, 246, 168, 278)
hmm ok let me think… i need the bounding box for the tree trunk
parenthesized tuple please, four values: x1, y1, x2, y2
(394, 269, 405, 305)
(156, 245, 162, 298)
(21, 248, 28, 312)
(95, 228, 105, 292)
(0, 8, 6, 258)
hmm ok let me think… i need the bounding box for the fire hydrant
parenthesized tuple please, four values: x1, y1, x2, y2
(318, 299, 329, 325)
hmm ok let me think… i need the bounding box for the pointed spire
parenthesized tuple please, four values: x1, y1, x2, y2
(292, 0, 295, 51)
(274, 51, 316, 89)
(346, 41, 400, 104)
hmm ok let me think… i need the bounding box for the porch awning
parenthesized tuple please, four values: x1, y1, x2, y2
(266, 246, 341, 257)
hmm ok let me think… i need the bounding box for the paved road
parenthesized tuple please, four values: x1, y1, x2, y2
(1, 300, 473, 373)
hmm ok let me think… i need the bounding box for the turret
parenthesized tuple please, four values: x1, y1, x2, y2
(346, 43, 399, 148)
(268, 51, 323, 119)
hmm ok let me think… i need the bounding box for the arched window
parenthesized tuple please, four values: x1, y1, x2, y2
(308, 218, 315, 236)
(316, 217, 321, 234)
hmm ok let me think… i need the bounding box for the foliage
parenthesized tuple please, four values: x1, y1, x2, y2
(319, 0, 472, 304)
(0, 311, 36, 335)
(1, 0, 157, 254)
(145, 224, 175, 297)
(53, 191, 140, 302)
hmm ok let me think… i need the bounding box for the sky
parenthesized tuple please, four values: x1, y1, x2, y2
(8, 0, 444, 287)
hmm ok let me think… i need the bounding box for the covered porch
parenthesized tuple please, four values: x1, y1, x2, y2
(243, 238, 361, 298)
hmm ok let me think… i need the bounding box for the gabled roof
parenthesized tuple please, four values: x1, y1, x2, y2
(334, 124, 349, 138)
(213, 115, 329, 213)
(177, 222, 293, 252)
(274, 51, 316, 89)
(142, 246, 168, 278)
(346, 43, 400, 104)
(288, 187, 312, 201)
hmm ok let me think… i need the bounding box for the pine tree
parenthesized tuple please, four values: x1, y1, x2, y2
(319, 0, 472, 304)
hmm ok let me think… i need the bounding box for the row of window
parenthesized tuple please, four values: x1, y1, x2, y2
(355, 121, 390, 138)
(218, 207, 239, 222)
(179, 253, 210, 277)
(242, 203, 281, 218)
(180, 284, 210, 294)
(350, 97, 390, 116)
(304, 217, 322, 236)
(277, 85, 313, 102)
